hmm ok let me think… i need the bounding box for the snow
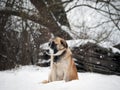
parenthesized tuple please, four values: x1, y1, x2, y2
(67, 39, 95, 47)
(98, 42, 120, 53)
(0, 65, 120, 90)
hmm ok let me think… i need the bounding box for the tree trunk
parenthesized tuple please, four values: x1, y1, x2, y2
(0, 0, 16, 70)
(30, 0, 72, 40)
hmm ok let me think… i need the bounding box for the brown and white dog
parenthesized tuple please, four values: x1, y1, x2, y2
(42, 37, 78, 83)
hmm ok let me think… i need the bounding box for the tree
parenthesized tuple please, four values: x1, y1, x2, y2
(0, 0, 72, 70)
(30, 0, 72, 39)
(0, 0, 120, 70)
(64, 0, 120, 43)
(0, 0, 17, 70)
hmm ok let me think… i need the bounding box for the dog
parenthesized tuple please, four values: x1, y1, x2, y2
(42, 37, 78, 83)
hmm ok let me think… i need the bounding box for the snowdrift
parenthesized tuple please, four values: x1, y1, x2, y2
(0, 66, 120, 90)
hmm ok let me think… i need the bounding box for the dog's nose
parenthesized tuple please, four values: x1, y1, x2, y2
(46, 49, 49, 53)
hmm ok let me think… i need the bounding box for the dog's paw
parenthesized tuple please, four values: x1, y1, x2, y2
(41, 80, 49, 84)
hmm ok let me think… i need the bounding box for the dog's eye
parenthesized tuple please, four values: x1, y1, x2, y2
(51, 41, 55, 46)
(52, 42, 57, 46)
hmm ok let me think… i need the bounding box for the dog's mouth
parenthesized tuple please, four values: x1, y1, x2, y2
(46, 48, 56, 55)
(52, 47, 58, 54)
(46, 47, 64, 56)
(48, 41, 58, 54)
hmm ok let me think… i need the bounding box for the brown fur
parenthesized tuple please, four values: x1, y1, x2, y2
(42, 37, 78, 84)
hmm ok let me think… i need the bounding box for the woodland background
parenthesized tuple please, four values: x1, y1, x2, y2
(0, 0, 120, 75)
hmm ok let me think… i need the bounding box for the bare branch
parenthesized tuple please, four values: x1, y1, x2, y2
(88, 19, 120, 29)
(97, 0, 120, 11)
(66, 4, 120, 16)
(107, 5, 120, 31)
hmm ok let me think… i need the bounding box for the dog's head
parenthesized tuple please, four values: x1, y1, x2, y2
(47, 37, 68, 55)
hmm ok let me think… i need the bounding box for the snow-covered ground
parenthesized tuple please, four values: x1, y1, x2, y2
(0, 65, 120, 90)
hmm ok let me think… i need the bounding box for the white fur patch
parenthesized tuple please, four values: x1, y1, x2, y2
(46, 48, 65, 56)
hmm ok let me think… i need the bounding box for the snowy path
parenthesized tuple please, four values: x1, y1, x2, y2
(0, 66, 120, 90)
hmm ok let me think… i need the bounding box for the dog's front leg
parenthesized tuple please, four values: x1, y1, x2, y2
(48, 66, 57, 82)
(50, 54, 54, 68)
(41, 55, 55, 84)
(48, 55, 57, 82)
(64, 71, 70, 82)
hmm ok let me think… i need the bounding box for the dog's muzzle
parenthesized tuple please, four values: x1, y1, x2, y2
(48, 41, 58, 54)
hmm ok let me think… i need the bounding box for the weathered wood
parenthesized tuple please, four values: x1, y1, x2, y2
(72, 42, 120, 75)
(114, 44, 120, 50)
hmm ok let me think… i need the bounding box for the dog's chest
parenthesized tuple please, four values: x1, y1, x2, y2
(53, 60, 68, 79)
(56, 59, 68, 69)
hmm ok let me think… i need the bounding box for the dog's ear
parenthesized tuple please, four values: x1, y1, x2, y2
(60, 39, 68, 48)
